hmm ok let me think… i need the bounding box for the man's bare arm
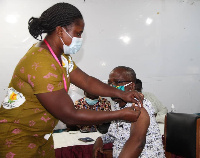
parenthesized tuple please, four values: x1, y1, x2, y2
(119, 108, 150, 158)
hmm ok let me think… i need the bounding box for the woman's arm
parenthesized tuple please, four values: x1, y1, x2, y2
(70, 67, 143, 106)
(119, 108, 150, 158)
(36, 89, 141, 126)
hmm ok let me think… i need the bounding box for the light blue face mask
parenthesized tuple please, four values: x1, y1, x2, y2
(60, 28, 83, 55)
(112, 82, 132, 91)
(85, 98, 99, 105)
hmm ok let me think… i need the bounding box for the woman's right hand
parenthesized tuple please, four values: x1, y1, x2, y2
(93, 137, 104, 158)
(120, 104, 141, 122)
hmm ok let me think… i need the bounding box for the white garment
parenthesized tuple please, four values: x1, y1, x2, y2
(143, 92, 168, 123)
(101, 99, 165, 158)
(54, 120, 67, 130)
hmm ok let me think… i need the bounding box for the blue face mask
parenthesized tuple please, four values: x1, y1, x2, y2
(112, 82, 132, 91)
(85, 98, 99, 105)
(60, 28, 83, 55)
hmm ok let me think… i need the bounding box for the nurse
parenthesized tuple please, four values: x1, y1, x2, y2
(0, 2, 142, 157)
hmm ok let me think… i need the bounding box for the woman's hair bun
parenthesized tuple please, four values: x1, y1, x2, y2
(28, 17, 43, 40)
(28, 3, 83, 41)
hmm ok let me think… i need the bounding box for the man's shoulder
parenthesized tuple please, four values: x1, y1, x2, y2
(143, 98, 152, 106)
(143, 98, 156, 115)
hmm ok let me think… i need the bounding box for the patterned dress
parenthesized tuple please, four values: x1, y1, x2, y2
(74, 97, 111, 111)
(0, 44, 77, 158)
(74, 97, 111, 131)
(101, 99, 165, 158)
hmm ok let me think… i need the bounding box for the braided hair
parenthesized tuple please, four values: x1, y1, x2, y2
(28, 3, 83, 40)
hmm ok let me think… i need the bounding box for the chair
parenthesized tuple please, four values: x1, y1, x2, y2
(164, 112, 200, 158)
(98, 143, 113, 158)
(101, 149, 113, 158)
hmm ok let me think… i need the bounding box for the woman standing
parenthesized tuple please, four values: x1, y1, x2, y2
(0, 3, 142, 157)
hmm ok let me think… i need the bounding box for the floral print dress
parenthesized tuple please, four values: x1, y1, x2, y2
(0, 44, 77, 158)
(74, 97, 111, 132)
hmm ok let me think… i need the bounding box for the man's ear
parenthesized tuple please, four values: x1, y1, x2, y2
(131, 83, 135, 91)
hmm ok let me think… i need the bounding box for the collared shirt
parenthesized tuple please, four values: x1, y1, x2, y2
(101, 99, 165, 158)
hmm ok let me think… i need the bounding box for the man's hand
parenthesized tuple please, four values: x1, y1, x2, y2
(93, 137, 104, 158)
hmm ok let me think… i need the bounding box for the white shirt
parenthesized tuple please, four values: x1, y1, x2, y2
(101, 99, 165, 158)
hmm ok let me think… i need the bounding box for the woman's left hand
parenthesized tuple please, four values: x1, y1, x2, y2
(121, 90, 144, 107)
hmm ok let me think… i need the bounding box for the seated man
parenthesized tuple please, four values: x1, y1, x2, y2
(74, 91, 111, 133)
(135, 78, 168, 123)
(93, 66, 165, 158)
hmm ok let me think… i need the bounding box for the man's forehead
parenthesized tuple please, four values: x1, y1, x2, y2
(109, 71, 127, 80)
(111, 68, 126, 74)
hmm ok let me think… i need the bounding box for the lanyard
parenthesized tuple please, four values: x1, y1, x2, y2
(44, 39, 68, 92)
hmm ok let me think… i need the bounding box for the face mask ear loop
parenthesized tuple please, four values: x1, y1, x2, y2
(124, 82, 133, 91)
(60, 37, 65, 45)
(124, 82, 132, 87)
(62, 27, 72, 38)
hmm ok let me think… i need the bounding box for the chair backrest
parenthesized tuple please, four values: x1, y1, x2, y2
(164, 112, 200, 158)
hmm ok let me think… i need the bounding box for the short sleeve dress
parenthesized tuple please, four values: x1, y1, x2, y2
(0, 44, 77, 158)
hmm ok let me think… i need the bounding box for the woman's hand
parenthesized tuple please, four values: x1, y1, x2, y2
(93, 137, 104, 158)
(120, 90, 144, 107)
(70, 68, 144, 106)
(120, 105, 141, 122)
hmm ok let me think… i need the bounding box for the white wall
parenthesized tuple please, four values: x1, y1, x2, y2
(0, 0, 200, 113)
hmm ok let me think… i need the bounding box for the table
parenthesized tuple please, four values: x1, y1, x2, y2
(53, 123, 165, 158)
(53, 123, 164, 149)
(53, 131, 102, 149)
(53, 131, 112, 158)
